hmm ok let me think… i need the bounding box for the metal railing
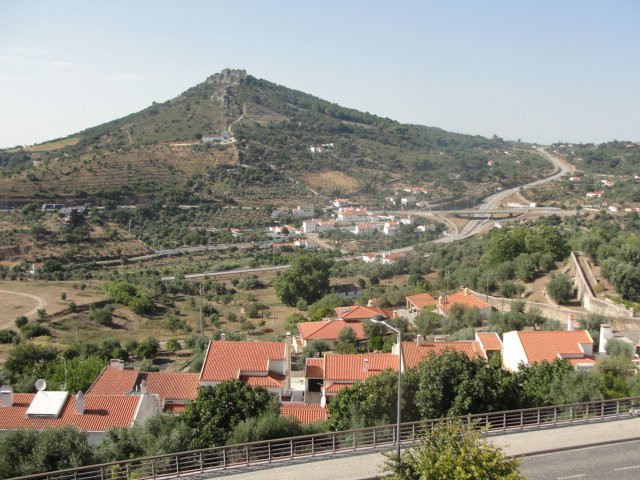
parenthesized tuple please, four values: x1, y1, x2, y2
(10, 396, 640, 480)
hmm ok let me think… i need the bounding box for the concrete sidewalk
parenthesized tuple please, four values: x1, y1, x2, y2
(203, 417, 640, 480)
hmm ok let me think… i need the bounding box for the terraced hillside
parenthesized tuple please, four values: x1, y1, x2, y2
(0, 69, 553, 205)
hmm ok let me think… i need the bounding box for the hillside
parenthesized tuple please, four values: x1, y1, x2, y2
(0, 69, 552, 205)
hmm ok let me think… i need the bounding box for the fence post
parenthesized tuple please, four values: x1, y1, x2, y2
(199, 451, 204, 471)
(616, 400, 620, 417)
(520, 411, 524, 429)
(332, 433, 336, 453)
(312, 436, 315, 456)
(100, 466, 105, 480)
(503, 412, 506, 430)
(290, 439, 294, 458)
(373, 428, 377, 447)
(570, 406, 574, 423)
(151, 460, 155, 478)
(353, 431, 357, 450)
(245, 445, 249, 466)
(554, 407, 557, 424)
(268, 442, 272, 463)
(176, 454, 180, 473)
(412, 423, 416, 441)
(537, 409, 541, 427)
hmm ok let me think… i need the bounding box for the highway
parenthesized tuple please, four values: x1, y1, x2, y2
(519, 439, 640, 480)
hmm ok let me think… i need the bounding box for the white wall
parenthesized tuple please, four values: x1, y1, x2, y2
(502, 331, 528, 372)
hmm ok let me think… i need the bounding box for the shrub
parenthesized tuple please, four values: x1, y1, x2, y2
(92, 306, 115, 326)
(15, 316, 28, 328)
(20, 322, 49, 339)
(547, 273, 573, 304)
(0, 329, 19, 344)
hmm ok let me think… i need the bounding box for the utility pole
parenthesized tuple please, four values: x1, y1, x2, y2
(199, 283, 204, 335)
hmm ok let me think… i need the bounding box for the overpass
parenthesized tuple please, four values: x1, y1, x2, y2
(12, 396, 640, 480)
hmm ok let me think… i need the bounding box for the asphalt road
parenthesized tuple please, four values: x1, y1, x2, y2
(519, 439, 640, 480)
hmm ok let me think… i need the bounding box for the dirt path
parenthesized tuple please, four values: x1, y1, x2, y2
(0, 289, 47, 328)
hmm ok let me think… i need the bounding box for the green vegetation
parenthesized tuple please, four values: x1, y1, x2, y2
(546, 273, 574, 304)
(274, 254, 333, 306)
(105, 281, 154, 314)
(383, 422, 524, 480)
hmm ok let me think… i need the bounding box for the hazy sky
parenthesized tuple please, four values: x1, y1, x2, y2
(1, 0, 639, 148)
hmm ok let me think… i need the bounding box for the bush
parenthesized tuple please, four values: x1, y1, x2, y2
(296, 298, 308, 311)
(606, 338, 633, 357)
(15, 316, 28, 328)
(499, 280, 523, 298)
(227, 413, 303, 444)
(166, 339, 181, 354)
(0, 329, 19, 344)
(135, 337, 160, 359)
(547, 273, 573, 304)
(104, 281, 153, 314)
(92, 306, 115, 326)
(20, 322, 49, 339)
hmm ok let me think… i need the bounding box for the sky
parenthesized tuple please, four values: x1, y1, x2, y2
(1, 0, 639, 148)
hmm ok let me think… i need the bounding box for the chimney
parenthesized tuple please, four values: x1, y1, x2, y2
(220, 333, 226, 341)
(110, 359, 125, 369)
(567, 315, 576, 331)
(416, 334, 423, 346)
(464, 287, 470, 296)
(285, 332, 292, 344)
(140, 379, 148, 395)
(599, 324, 613, 354)
(363, 358, 369, 372)
(438, 295, 443, 306)
(0, 385, 13, 407)
(76, 391, 85, 414)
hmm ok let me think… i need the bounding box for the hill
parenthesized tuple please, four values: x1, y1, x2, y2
(0, 69, 552, 205)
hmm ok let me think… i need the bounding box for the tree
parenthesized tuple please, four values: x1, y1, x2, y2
(182, 380, 276, 448)
(92, 306, 115, 326)
(135, 337, 160, 359)
(43, 356, 107, 393)
(166, 339, 181, 355)
(414, 309, 442, 336)
(36, 308, 46, 321)
(227, 412, 303, 444)
(15, 316, 28, 328)
(0, 427, 95, 477)
(5, 343, 57, 376)
(104, 281, 153, 315)
(514, 253, 536, 282)
(334, 327, 357, 353)
(296, 340, 331, 369)
(274, 254, 332, 306)
(606, 338, 633, 357)
(547, 273, 573, 304)
(0, 329, 19, 344)
(20, 322, 49, 339)
(383, 422, 525, 480)
(307, 294, 349, 321)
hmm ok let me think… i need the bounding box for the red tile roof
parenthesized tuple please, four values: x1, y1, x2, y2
(280, 404, 328, 424)
(334, 305, 387, 321)
(441, 290, 491, 313)
(298, 320, 366, 341)
(139, 371, 200, 402)
(305, 358, 325, 378)
(240, 372, 286, 388)
(164, 403, 188, 414)
(0, 393, 141, 432)
(402, 341, 483, 368)
(323, 353, 398, 381)
(476, 332, 503, 351)
(516, 330, 594, 364)
(87, 366, 139, 395)
(406, 293, 437, 310)
(323, 383, 353, 394)
(200, 341, 286, 382)
(566, 357, 597, 366)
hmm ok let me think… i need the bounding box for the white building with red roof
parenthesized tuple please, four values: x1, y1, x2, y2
(436, 288, 493, 318)
(0, 387, 157, 444)
(296, 319, 367, 350)
(199, 340, 290, 396)
(337, 207, 369, 222)
(502, 330, 595, 372)
(334, 305, 389, 322)
(405, 292, 437, 313)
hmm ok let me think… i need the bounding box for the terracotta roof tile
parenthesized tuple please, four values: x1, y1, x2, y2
(0, 393, 141, 432)
(323, 353, 398, 381)
(334, 305, 388, 321)
(280, 403, 328, 424)
(164, 403, 188, 414)
(139, 371, 200, 402)
(200, 341, 286, 382)
(323, 383, 353, 394)
(517, 330, 594, 363)
(402, 341, 482, 368)
(441, 290, 491, 313)
(406, 293, 437, 310)
(240, 372, 286, 388)
(305, 358, 325, 378)
(297, 320, 366, 341)
(476, 332, 503, 351)
(87, 366, 139, 395)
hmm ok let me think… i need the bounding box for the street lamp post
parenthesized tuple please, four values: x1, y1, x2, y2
(371, 314, 402, 462)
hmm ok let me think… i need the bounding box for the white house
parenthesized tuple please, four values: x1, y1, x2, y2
(293, 206, 314, 218)
(383, 221, 400, 236)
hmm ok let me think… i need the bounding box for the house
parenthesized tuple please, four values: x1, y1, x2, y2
(0, 386, 157, 444)
(397, 214, 414, 225)
(334, 305, 389, 322)
(569, 176, 582, 182)
(608, 206, 619, 213)
(40, 203, 65, 211)
(381, 251, 406, 264)
(87, 361, 199, 414)
(362, 252, 378, 263)
(354, 223, 378, 235)
(392, 335, 498, 370)
(586, 191, 604, 198)
(337, 207, 369, 222)
(280, 403, 328, 424)
(294, 238, 314, 249)
(331, 283, 363, 300)
(403, 187, 428, 194)
(501, 330, 596, 372)
(296, 319, 367, 350)
(302, 219, 335, 234)
(333, 198, 352, 208)
(436, 289, 493, 318)
(200, 340, 290, 396)
(416, 224, 436, 233)
(269, 224, 296, 235)
(601, 179, 615, 188)
(383, 221, 400, 236)
(271, 208, 289, 218)
(405, 293, 437, 313)
(28, 262, 44, 276)
(400, 197, 416, 206)
(230, 227, 243, 237)
(293, 206, 314, 218)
